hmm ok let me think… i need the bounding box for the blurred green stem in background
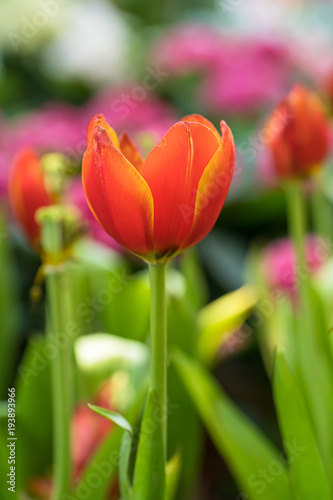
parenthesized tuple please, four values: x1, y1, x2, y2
(284, 180, 329, 454)
(37, 207, 77, 500)
(149, 262, 167, 457)
(311, 172, 333, 241)
(284, 180, 307, 280)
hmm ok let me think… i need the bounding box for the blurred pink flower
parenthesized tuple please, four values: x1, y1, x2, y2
(0, 151, 12, 199)
(152, 24, 223, 73)
(1, 103, 86, 156)
(262, 236, 329, 299)
(152, 24, 298, 115)
(201, 40, 293, 115)
(0, 103, 86, 199)
(85, 85, 178, 152)
(67, 178, 122, 252)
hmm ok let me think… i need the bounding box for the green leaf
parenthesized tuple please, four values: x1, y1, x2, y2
(165, 451, 182, 500)
(73, 380, 148, 500)
(167, 291, 203, 500)
(273, 350, 332, 499)
(173, 351, 293, 500)
(88, 404, 133, 434)
(119, 432, 133, 500)
(132, 389, 166, 500)
(292, 285, 333, 483)
(197, 285, 257, 365)
(88, 405, 134, 500)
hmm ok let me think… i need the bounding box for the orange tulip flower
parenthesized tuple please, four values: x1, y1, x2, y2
(8, 148, 54, 246)
(82, 114, 235, 263)
(265, 85, 329, 179)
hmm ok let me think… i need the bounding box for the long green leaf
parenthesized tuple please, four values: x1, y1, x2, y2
(197, 285, 257, 365)
(119, 432, 133, 500)
(72, 380, 147, 500)
(132, 389, 165, 500)
(88, 405, 133, 434)
(173, 351, 293, 500)
(88, 404, 133, 500)
(165, 451, 182, 500)
(273, 350, 332, 499)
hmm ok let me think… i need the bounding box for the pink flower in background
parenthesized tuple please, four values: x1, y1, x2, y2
(1, 103, 86, 155)
(67, 178, 122, 252)
(201, 40, 293, 115)
(152, 24, 224, 74)
(0, 103, 86, 198)
(262, 236, 329, 299)
(152, 24, 300, 115)
(0, 151, 13, 199)
(85, 85, 178, 152)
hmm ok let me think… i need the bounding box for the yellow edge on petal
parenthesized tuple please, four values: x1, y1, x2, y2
(83, 128, 155, 256)
(87, 114, 120, 150)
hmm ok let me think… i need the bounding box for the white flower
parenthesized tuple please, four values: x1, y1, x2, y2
(40, 0, 132, 85)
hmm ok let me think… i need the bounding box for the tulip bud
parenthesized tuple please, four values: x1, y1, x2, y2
(8, 148, 54, 247)
(265, 85, 329, 178)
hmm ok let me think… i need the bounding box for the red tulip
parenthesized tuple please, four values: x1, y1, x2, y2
(265, 85, 329, 178)
(82, 114, 235, 263)
(8, 148, 54, 246)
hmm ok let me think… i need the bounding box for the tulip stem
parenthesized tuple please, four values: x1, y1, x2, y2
(311, 173, 333, 240)
(284, 180, 307, 282)
(149, 262, 167, 458)
(284, 180, 314, 328)
(46, 270, 72, 500)
(38, 209, 73, 500)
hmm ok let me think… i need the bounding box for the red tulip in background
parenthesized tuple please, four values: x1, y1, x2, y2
(265, 85, 329, 178)
(8, 148, 54, 246)
(82, 114, 235, 263)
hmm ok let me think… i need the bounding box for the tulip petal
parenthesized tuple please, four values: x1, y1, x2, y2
(119, 131, 145, 172)
(87, 114, 120, 149)
(265, 102, 294, 177)
(8, 148, 52, 244)
(82, 127, 154, 256)
(182, 114, 221, 141)
(141, 121, 219, 256)
(289, 86, 328, 171)
(184, 121, 235, 249)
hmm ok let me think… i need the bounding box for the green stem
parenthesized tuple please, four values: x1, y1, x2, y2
(311, 176, 333, 240)
(284, 180, 309, 307)
(284, 180, 333, 482)
(148, 262, 167, 458)
(284, 180, 314, 387)
(46, 270, 72, 500)
(37, 208, 75, 500)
